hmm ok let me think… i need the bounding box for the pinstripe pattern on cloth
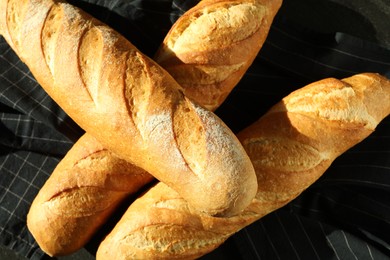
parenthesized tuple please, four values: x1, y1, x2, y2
(1, 0, 390, 259)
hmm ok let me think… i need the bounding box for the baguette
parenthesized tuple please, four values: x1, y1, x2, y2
(96, 73, 390, 259)
(26, 134, 154, 256)
(25, 0, 282, 255)
(155, 0, 283, 111)
(0, 0, 257, 216)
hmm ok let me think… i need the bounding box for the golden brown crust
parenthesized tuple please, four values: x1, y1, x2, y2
(240, 73, 390, 206)
(97, 182, 255, 260)
(154, 0, 283, 111)
(26, 134, 154, 256)
(21, 0, 285, 255)
(0, 0, 257, 217)
(97, 73, 390, 259)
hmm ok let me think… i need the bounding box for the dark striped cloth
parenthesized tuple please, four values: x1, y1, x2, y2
(1, 0, 389, 259)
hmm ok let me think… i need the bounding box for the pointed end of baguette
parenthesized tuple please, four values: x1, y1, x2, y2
(180, 100, 258, 217)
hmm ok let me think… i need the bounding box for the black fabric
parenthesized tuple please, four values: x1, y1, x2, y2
(1, 0, 390, 259)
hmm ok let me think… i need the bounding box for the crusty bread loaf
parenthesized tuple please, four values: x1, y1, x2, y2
(0, 0, 258, 216)
(96, 73, 390, 259)
(24, 0, 283, 255)
(26, 134, 154, 256)
(155, 0, 282, 111)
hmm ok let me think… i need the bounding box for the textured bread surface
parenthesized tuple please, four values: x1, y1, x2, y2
(26, 134, 154, 256)
(23, 0, 284, 255)
(96, 73, 390, 259)
(155, 0, 283, 111)
(239, 73, 390, 207)
(0, 0, 257, 217)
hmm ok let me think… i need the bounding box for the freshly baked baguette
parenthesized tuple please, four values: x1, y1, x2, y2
(96, 73, 390, 259)
(0, 0, 257, 216)
(25, 0, 283, 255)
(154, 0, 282, 111)
(26, 134, 154, 256)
